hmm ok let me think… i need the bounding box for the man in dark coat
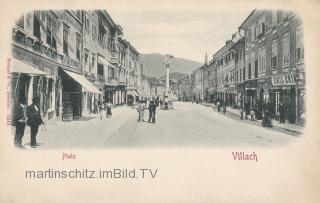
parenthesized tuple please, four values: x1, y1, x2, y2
(14, 97, 27, 148)
(27, 97, 44, 148)
(151, 101, 156, 123)
(279, 102, 286, 124)
(244, 101, 250, 119)
(148, 101, 157, 123)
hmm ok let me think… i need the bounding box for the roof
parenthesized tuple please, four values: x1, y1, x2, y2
(238, 9, 256, 29)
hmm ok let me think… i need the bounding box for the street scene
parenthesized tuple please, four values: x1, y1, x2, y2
(8, 9, 305, 149)
(19, 102, 298, 149)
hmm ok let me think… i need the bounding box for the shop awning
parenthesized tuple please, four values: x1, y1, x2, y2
(98, 57, 115, 68)
(63, 70, 102, 94)
(11, 58, 49, 75)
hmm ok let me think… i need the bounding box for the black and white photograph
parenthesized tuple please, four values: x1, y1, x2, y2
(9, 9, 305, 149)
(0, 0, 319, 202)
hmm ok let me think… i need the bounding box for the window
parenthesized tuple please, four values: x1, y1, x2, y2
(257, 15, 266, 36)
(92, 23, 97, 41)
(258, 46, 266, 73)
(109, 67, 114, 78)
(63, 24, 69, 55)
(46, 14, 57, 49)
(282, 32, 290, 67)
(84, 50, 89, 72)
(98, 20, 106, 44)
(251, 26, 255, 42)
(33, 11, 41, 39)
(91, 53, 95, 72)
(272, 10, 277, 27)
(272, 40, 278, 68)
(84, 12, 90, 32)
(76, 33, 81, 61)
(296, 25, 304, 61)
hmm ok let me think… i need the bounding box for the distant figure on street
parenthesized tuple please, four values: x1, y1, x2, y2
(262, 103, 272, 127)
(279, 102, 286, 124)
(244, 101, 250, 119)
(13, 97, 27, 149)
(27, 97, 44, 148)
(137, 101, 145, 122)
(106, 100, 113, 118)
(222, 102, 227, 114)
(148, 101, 156, 123)
(217, 101, 221, 112)
(93, 99, 98, 114)
(250, 108, 255, 121)
(98, 100, 104, 119)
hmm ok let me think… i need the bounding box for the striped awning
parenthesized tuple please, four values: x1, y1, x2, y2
(63, 70, 102, 94)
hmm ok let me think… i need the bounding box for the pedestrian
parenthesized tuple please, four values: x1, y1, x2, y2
(93, 99, 98, 114)
(98, 100, 104, 119)
(148, 101, 153, 123)
(106, 100, 113, 118)
(279, 102, 286, 124)
(13, 97, 27, 149)
(151, 101, 156, 123)
(244, 101, 250, 119)
(250, 108, 255, 121)
(217, 101, 221, 112)
(262, 102, 273, 127)
(137, 101, 145, 122)
(27, 97, 44, 148)
(222, 103, 227, 114)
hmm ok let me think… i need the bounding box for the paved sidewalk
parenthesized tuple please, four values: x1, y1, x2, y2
(13, 106, 136, 149)
(201, 102, 304, 135)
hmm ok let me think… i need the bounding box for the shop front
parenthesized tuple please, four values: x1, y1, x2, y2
(59, 68, 102, 121)
(11, 58, 50, 125)
(271, 72, 297, 123)
(236, 83, 245, 108)
(244, 79, 257, 109)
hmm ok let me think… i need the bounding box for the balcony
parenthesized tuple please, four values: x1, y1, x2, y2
(12, 27, 59, 62)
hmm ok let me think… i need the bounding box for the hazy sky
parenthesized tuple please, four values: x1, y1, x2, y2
(109, 8, 252, 63)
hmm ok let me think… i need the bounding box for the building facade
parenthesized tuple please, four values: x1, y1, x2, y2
(239, 9, 305, 123)
(11, 10, 148, 123)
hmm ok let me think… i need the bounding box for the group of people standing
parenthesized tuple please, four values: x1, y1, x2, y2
(13, 97, 44, 149)
(136, 100, 157, 123)
(92, 99, 113, 120)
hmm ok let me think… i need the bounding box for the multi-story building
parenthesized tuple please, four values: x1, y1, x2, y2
(177, 75, 191, 101)
(11, 10, 103, 122)
(232, 37, 245, 108)
(205, 59, 218, 102)
(239, 9, 305, 123)
(214, 34, 241, 106)
(11, 9, 146, 123)
(192, 66, 204, 102)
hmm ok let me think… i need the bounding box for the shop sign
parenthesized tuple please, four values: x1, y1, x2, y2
(272, 73, 296, 86)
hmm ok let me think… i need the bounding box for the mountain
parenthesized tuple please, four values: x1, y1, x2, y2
(141, 53, 202, 78)
(158, 72, 188, 81)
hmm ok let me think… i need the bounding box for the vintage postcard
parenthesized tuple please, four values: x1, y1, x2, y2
(0, 0, 319, 202)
